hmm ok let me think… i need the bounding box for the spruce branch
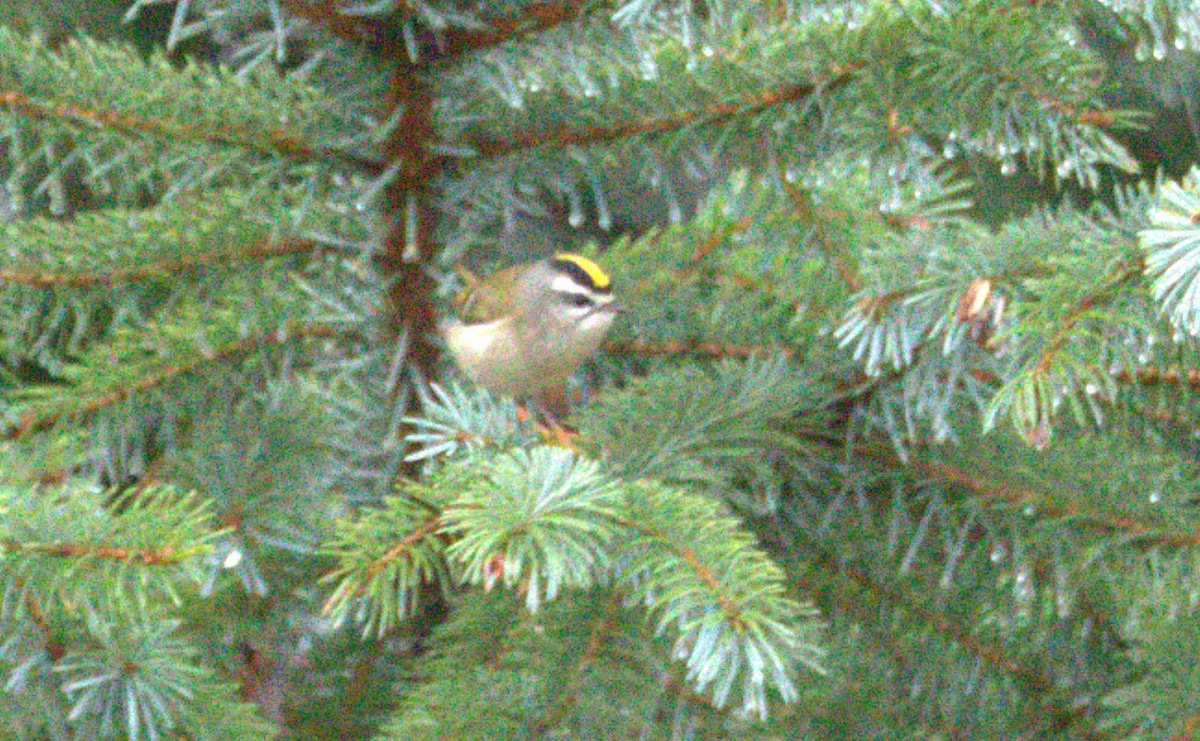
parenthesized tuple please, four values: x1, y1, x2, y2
(402, 382, 530, 462)
(0, 236, 327, 289)
(1142, 166, 1200, 334)
(0, 190, 338, 282)
(528, 589, 623, 735)
(0, 87, 371, 173)
(773, 491, 1092, 735)
(381, 589, 674, 738)
(41, 609, 274, 741)
(579, 357, 822, 492)
(0, 29, 368, 181)
(888, 0, 1140, 182)
(782, 181, 862, 292)
(363, 515, 444, 585)
(9, 320, 347, 439)
(0, 190, 347, 288)
(983, 254, 1146, 440)
(809, 543, 1052, 695)
(0, 191, 369, 370)
(0, 485, 218, 615)
(54, 614, 204, 740)
(321, 493, 448, 638)
(619, 481, 821, 717)
(594, 170, 851, 356)
(605, 338, 796, 360)
(6, 541, 198, 566)
(1031, 259, 1144, 376)
(472, 69, 856, 157)
(0, 0, 1190, 735)
(443, 446, 623, 611)
(909, 450, 1200, 549)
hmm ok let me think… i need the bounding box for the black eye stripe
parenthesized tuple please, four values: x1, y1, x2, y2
(558, 291, 595, 308)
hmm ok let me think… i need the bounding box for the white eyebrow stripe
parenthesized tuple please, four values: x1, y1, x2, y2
(552, 288, 615, 305)
(551, 274, 587, 294)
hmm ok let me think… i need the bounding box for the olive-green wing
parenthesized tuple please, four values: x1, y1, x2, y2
(454, 264, 519, 325)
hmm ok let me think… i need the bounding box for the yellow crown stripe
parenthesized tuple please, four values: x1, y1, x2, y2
(553, 253, 611, 289)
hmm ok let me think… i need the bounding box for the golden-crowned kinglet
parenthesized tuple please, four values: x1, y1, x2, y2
(443, 254, 619, 397)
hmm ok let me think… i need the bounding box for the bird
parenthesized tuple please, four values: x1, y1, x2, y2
(443, 253, 619, 405)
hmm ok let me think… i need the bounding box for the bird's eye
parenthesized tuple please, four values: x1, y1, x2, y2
(565, 293, 593, 308)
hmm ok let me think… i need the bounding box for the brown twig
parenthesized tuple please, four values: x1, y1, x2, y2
(911, 458, 1200, 548)
(0, 90, 380, 175)
(782, 181, 862, 292)
(7, 322, 347, 439)
(621, 518, 743, 627)
(0, 237, 329, 288)
(1034, 260, 1143, 374)
(604, 338, 792, 360)
(472, 68, 860, 157)
(1113, 366, 1200, 390)
(530, 591, 623, 734)
(21, 586, 64, 661)
(321, 513, 443, 615)
(819, 549, 1054, 695)
(4, 539, 186, 565)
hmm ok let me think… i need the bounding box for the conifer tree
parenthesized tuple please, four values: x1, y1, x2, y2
(0, 0, 1197, 738)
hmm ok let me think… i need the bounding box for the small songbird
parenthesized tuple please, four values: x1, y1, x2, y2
(443, 253, 619, 399)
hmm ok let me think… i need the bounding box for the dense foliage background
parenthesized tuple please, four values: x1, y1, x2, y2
(1, 0, 1200, 738)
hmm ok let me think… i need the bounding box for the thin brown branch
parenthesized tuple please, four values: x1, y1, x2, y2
(911, 458, 1200, 548)
(1034, 92, 1118, 128)
(5, 539, 186, 565)
(0, 237, 330, 288)
(671, 539, 740, 620)
(1113, 365, 1200, 390)
(660, 673, 726, 714)
(530, 591, 623, 734)
(824, 550, 1054, 695)
(782, 180, 862, 291)
(0, 90, 380, 174)
(1034, 259, 1143, 374)
(472, 68, 860, 157)
(621, 518, 742, 626)
(321, 513, 444, 616)
(17, 579, 64, 661)
(605, 338, 793, 360)
(681, 216, 755, 278)
(7, 322, 347, 440)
